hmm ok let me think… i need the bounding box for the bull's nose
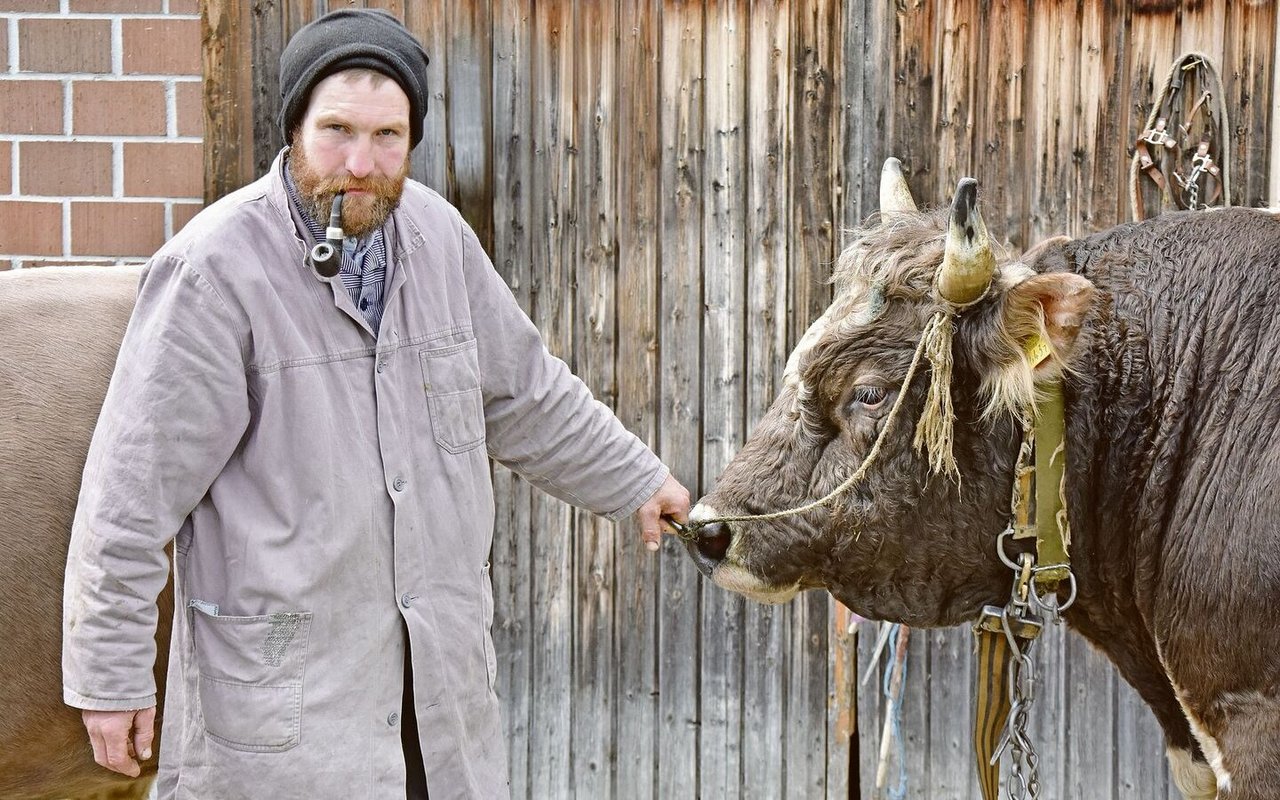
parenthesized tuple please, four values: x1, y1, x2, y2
(684, 520, 733, 578)
(697, 521, 732, 560)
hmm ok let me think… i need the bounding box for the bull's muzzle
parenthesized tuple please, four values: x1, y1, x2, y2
(682, 505, 805, 603)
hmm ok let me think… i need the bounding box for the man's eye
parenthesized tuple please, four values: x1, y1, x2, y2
(850, 385, 888, 409)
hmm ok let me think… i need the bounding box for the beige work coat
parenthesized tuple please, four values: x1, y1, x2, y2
(62, 152, 668, 799)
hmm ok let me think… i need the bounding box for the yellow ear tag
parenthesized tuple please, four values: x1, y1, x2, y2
(1024, 333, 1053, 367)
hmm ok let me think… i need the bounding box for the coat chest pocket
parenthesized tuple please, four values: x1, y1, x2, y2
(420, 339, 486, 454)
(189, 603, 311, 752)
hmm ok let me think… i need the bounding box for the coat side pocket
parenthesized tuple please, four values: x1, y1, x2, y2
(480, 562, 497, 689)
(420, 339, 486, 454)
(189, 603, 312, 752)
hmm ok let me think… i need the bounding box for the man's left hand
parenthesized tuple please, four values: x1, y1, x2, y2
(634, 473, 691, 552)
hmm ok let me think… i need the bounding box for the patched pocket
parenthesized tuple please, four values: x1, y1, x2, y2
(189, 603, 311, 752)
(420, 339, 486, 454)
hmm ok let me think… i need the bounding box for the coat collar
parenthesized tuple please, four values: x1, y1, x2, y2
(261, 148, 427, 342)
(263, 147, 427, 273)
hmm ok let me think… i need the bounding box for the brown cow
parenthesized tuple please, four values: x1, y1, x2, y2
(686, 162, 1280, 798)
(0, 266, 165, 800)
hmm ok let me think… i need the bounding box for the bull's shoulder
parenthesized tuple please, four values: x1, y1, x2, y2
(1074, 207, 1280, 254)
(1044, 208, 1280, 288)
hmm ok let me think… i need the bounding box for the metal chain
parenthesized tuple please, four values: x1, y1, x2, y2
(1185, 165, 1201, 209)
(1000, 639, 1041, 799)
(989, 535, 1075, 800)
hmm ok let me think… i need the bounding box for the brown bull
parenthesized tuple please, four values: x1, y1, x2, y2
(0, 266, 166, 800)
(687, 161, 1279, 799)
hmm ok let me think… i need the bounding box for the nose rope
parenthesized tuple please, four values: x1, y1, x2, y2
(673, 312, 942, 543)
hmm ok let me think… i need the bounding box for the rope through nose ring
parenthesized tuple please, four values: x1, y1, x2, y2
(671, 313, 941, 543)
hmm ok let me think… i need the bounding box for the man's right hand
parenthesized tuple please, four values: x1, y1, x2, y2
(82, 706, 155, 777)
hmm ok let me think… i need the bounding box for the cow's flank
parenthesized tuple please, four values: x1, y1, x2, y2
(0, 266, 164, 800)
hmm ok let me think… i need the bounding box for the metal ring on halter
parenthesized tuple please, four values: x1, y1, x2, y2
(1029, 568, 1078, 616)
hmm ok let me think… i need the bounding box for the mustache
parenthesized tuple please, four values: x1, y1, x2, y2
(309, 175, 401, 197)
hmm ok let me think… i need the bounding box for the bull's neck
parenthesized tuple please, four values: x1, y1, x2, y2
(1055, 244, 1211, 629)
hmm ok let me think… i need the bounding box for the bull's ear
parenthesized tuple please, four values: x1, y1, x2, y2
(1001, 273, 1096, 378)
(1020, 234, 1071, 264)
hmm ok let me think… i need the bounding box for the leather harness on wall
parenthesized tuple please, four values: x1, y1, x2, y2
(1130, 53, 1230, 220)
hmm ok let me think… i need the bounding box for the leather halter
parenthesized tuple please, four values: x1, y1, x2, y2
(971, 340, 1074, 799)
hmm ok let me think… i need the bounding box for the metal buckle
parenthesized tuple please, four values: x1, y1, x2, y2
(1140, 118, 1174, 148)
(977, 604, 1043, 643)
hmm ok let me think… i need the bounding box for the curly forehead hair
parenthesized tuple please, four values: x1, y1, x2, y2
(833, 210, 950, 303)
(827, 209, 1041, 423)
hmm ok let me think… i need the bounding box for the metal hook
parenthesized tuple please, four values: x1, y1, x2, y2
(663, 515, 701, 541)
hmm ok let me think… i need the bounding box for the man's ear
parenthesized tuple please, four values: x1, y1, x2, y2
(1002, 272, 1096, 379)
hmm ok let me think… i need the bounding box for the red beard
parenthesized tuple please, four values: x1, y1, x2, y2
(289, 145, 411, 238)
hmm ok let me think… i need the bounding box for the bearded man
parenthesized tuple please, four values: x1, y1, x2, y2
(61, 10, 688, 799)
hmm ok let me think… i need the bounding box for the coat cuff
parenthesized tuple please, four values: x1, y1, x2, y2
(64, 686, 157, 712)
(603, 462, 670, 522)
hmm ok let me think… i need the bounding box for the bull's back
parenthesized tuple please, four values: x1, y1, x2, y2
(0, 267, 159, 798)
(1071, 209, 1280, 673)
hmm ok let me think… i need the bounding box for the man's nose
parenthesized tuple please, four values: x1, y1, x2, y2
(345, 140, 374, 178)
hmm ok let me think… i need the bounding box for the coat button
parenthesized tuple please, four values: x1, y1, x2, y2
(400, 593, 416, 608)
(376, 360, 387, 373)
(387, 712, 399, 726)
(393, 477, 406, 491)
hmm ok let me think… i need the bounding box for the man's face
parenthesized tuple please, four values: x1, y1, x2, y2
(290, 70, 412, 238)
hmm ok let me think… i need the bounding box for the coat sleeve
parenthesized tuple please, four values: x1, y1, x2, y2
(63, 256, 251, 711)
(459, 223, 668, 521)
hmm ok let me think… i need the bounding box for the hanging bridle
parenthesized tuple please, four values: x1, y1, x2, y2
(1130, 52, 1230, 220)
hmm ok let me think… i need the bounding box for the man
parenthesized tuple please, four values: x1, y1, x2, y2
(62, 9, 689, 799)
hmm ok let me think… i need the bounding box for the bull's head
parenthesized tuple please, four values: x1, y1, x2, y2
(687, 160, 1095, 627)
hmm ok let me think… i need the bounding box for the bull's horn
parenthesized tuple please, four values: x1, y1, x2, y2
(880, 157, 917, 214)
(937, 178, 995, 306)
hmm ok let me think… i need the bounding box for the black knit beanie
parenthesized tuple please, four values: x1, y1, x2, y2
(279, 9, 430, 148)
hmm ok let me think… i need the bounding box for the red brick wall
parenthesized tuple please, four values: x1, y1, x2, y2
(0, 0, 203, 270)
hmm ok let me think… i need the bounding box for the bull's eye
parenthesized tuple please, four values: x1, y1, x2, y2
(850, 385, 889, 411)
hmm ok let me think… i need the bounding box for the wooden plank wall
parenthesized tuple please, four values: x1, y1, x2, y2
(203, 1, 1277, 798)
(205, 0, 849, 796)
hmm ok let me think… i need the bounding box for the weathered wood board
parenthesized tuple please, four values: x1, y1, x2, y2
(203, 1, 1277, 796)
